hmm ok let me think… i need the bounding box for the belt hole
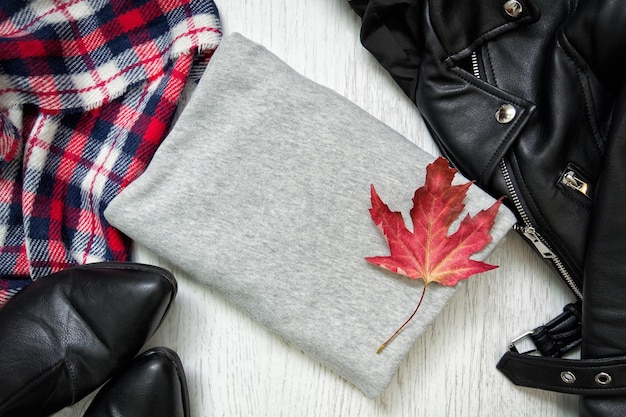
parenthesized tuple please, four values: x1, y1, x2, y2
(561, 371, 576, 384)
(595, 372, 612, 385)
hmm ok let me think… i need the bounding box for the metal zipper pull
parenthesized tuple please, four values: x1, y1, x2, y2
(518, 225, 556, 259)
(561, 170, 590, 198)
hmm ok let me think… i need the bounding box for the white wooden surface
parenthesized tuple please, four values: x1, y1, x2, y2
(55, 0, 580, 416)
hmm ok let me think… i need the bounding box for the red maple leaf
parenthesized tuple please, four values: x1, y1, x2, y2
(367, 156, 501, 353)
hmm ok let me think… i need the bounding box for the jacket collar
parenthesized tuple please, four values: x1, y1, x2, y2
(430, 0, 540, 60)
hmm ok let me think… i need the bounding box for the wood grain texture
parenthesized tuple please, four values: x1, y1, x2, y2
(53, 0, 579, 416)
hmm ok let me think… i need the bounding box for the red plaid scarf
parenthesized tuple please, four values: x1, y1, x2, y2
(0, 0, 221, 305)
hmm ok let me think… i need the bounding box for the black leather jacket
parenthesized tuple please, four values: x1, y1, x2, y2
(350, 0, 626, 413)
(350, 0, 615, 299)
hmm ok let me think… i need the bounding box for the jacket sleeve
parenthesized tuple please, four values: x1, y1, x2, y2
(348, 0, 423, 100)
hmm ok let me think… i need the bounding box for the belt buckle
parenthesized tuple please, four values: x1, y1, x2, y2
(508, 331, 538, 355)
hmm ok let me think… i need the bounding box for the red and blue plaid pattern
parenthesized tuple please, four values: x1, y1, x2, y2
(0, 0, 221, 305)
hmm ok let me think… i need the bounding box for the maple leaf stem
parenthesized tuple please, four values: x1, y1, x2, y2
(377, 284, 428, 354)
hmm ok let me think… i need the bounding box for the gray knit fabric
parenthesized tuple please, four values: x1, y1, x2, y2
(105, 33, 516, 397)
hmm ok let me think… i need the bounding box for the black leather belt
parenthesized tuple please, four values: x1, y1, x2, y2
(497, 301, 626, 395)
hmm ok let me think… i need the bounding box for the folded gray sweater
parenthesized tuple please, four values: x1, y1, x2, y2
(105, 33, 516, 397)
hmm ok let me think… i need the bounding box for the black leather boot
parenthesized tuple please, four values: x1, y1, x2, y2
(83, 347, 190, 417)
(0, 262, 177, 417)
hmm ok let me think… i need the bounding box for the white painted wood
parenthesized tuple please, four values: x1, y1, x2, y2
(53, 1, 580, 416)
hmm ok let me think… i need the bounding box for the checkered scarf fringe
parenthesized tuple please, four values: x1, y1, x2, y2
(0, 0, 222, 306)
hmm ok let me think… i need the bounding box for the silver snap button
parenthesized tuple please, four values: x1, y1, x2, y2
(561, 371, 576, 384)
(496, 104, 516, 123)
(595, 372, 612, 385)
(504, 0, 523, 18)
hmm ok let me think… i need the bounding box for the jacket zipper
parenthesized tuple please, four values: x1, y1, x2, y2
(471, 51, 481, 79)
(561, 170, 591, 198)
(467, 51, 582, 299)
(500, 159, 583, 299)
